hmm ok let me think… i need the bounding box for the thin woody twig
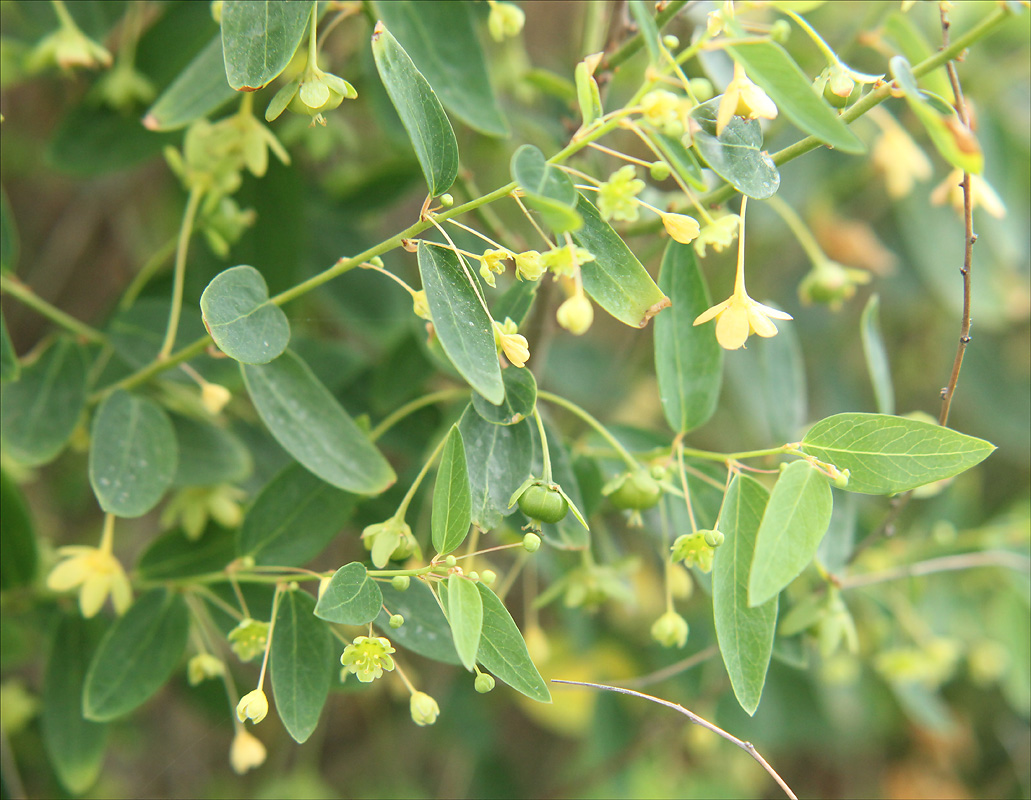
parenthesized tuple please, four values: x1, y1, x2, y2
(552, 679, 798, 800)
(839, 550, 1030, 590)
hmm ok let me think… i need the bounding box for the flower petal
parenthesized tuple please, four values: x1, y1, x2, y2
(750, 300, 793, 321)
(715, 303, 750, 349)
(692, 298, 731, 326)
(79, 572, 111, 618)
(747, 306, 780, 338)
(47, 556, 90, 591)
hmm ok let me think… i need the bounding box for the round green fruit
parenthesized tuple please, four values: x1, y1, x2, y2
(609, 472, 662, 510)
(517, 484, 568, 524)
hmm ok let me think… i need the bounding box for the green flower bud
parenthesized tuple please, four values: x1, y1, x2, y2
(833, 468, 851, 489)
(445, 555, 458, 568)
(187, 653, 225, 686)
(391, 575, 411, 592)
(649, 161, 672, 181)
(605, 470, 662, 511)
(662, 34, 680, 50)
(651, 610, 690, 649)
(523, 533, 542, 553)
(770, 19, 791, 45)
(389, 614, 405, 629)
(703, 529, 725, 548)
(689, 77, 714, 102)
(439, 193, 454, 207)
(480, 569, 497, 586)
(556, 294, 594, 336)
(474, 673, 496, 693)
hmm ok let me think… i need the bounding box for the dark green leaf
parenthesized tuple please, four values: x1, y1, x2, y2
(137, 524, 236, 581)
(200, 265, 291, 364)
(372, 23, 459, 195)
(511, 144, 576, 207)
(418, 241, 503, 403)
(239, 462, 357, 566)
(271, 588, 332, 743)
(0, 337, 87, 466)
(315, 562, 383, 626)
(860, 294, 894, 415)
(571, 194, 670, 328)
(713, 474, 776, 716)
(242, 350, 396, 494)
(475, 583, 550, 702)
(800, 413, 996, 494)
(432, 425, 472, 556)
(691, 98, 780, 200)
(472, 367, 537, 425)
(655, 242, 722, 433)
(376, 579, 460, 665)
(458, 406, 533, 530)
(374, 1, 508, 137)
(47, 105, 177, 177)
(724, 38, 865, 154)
(171, 414, 253, 487)
(143, 36, 236, 131)
(493, 279, 538, 329)
(446, 577, 483, 671)
(221, 1, 314, 91)
(0, 470, 36, 589)
(89, 390, 178, 518)
(748, 461, 833, 607)
(0, 310, 17, 382)
(43, 615, 109, 795)
(83, 589, 190, 721)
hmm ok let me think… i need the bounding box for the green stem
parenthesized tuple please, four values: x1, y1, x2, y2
(765, 195, 826, 266)
(370, 389, 469, 442)
(604, 0, 689, 71)
(0, 274, 107, 344)
(158, 186, 203, 360)
(395, 432, 450, 520)
(680, 443, 796, 462)
(119, 236, 178, 310)
(531, 407, 553, 483)
(783, 8, 839, 66)
(537, 390, 639, 471)
(50, 0, 77, 30)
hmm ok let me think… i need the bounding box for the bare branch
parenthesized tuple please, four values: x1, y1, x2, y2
(839, 550, 1031, 590)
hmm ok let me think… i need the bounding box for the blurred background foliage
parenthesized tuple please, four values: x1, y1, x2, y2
(0, 1, 1029, 798)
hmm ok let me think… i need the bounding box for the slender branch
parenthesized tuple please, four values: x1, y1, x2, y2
(839, 550, 1031, 590)
(602, 0, 689, 72)
(552, 680, 798, 800)
(0, 273, 107, 345)
(536, 389, 640, 470)
(369, 388, 468, 442)
(158, 186, 203, 360)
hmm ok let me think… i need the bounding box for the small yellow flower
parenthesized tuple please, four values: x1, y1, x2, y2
(229, 728, 266, 774)
(514, 250, 546, 282)
(228, 618, 270, 662)
(540, 244, 594, 278)
(693, 214, 740, 257)
(651, 610, 690, 649)
(716, 62, 778, 137)
(597, 165, 645, 223)
(236, 689, 269, 724)
(871, 116, 932, 199)
(200, 382, 232, 415)
(640, 90, 684, 136)
(556, 293, 594, 336)
(479, 248, 513, 288)
(493, 319, 530, 368)
(188, 653, 226, 686)
(47, 544, 132, 619)
(411, 289, 432, 321)
(340, 636, 396, 683)
(410, 691, 440, 726)
(661, 212, 701, 244)
(931, 168, 1005, 219)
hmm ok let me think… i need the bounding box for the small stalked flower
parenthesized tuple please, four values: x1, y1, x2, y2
(693, 213, 740, 258)
(479, 248, 513, 288)
(27, 2, 112, 74)
(228, 618, 270, 662)
(411, 289, 432, 321)
(597, 165, 646, 223)
(229, 727, 267, 774)
(514, 250, 546, 282)
(540, 243, 594, 278)
(493, 318, 530, 368)
(670, 531, 719, 573)
(236, 689, 269, 725)
(931, 168, 1006, 219)
(716, 62, 778, 136)
(187, 653, 226, 686)
(200, 381, 232, 415)
(693, 199, 792, 350)
(47, 517, 132, 619)
(556, 292, 594, 336)
(798, 259, 871, 310)
(409, 691, 440, 726)
(639, 90, 685, 137)
(487, 0, 525, 42)
(651, 610, 690, 649)
(361, 516, 419, 569)
(340, 636, 396, 683)
(661, 212, 701, 244)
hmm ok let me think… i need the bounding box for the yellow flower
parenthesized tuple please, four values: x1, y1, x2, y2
(651, 610, 690, 649)
(931, 168, 1006, 219)
(514, 250, 545, 282)
(229, 728, 266, 774)
(693, 214, 740, 257)
(716, 62, 778, 136)
(556, 293, 594, 336)
(340, 636, 396, 683)
(487, 1, 525, 42)
(236, 689, 269, 724)
(661, 212, 701, 244)
(200, 382, 232, 415)
(411, 289, 432, 321)
(493, 319, 530, 368)
(410, 691, 440, 726)
(47, 544, 132, 619)
(187, 653, 226, 686)
(479, 248, 513, 288)
(640, 90, 684, 136)
(872, 117, 932, 199)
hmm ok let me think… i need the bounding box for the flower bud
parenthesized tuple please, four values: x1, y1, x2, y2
(229, 728, 266, 774)
(770, 19, 791, 44)
(228, 619, 270, 662)
(188, 653, 226, 686)
(703, 529, 725, 548)
(662, 34, 680, 50)
(556, 294, 594, 336)
(410, 691, 440, 726)
(689, 77, 714, 102)
(651, 610, 690, 649)
(474, 673, 496, 693)
(412, 290, 432, 321)
(649, 161, 671, 181)
(480, 569, 497, 586)
(445, 555, 458, 568)
(236, 689, 269, 724)
(488, 1, 525, 42)
(439, 193, 454, 208)
(523, 533, 542, 553)
(661, 212, 701, 244)
(389, 614, 405, 629)
(392, 575, 411, 592)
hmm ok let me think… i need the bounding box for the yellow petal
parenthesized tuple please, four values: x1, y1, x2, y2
(715, 303, 750, 349)
(47, 555, 90, 591)
(662, 213, 701, 244)
(743, 85, 778, 120)
(230, 729, 267, 774)
(751, 300, 793, 321)
(715, 87, 738, 137)
(110, 570, 134, 615)
(692, 298, 731, 326)
(79, 572, 112, 618)
(747, 306, 779, 338)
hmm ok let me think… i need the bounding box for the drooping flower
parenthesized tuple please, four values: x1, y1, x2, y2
(487, 0, 525, 42)
(597, 165, 646, 223)
(409, 691, 440, 726)
(47, 543, 132, 619)
(514, 250, 546, 282)
(661, 212, 701, 244)
(716, 62, 778, 136)
(651, 610, 690, 649)
(540, 244, 594, 277)
(556, 293, 594, 335)
(229, 728, 267, 774)
(671, 531, 717, 572)
(479, 248, 513, 288)
(493, 319, 530, 368)
(236, 689, 269, 724)
(361, 517, 419, 569)
(188, 653, 226, 686)
(228, 618, 270, 662)
(340, 636, 396, 683)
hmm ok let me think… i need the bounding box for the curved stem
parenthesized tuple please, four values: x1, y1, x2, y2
(119, 236, 177, 310)
(532, 406, 553, 483)
(395, 432, 450, 520)
(0, 274, 107, 345)
(838, 550, 1031, 591)
(537, 390, 639, 471)
(370, 389, 468, 442)
(158, 186, 203, 360)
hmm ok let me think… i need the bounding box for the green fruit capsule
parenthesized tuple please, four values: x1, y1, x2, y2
(517, 484, 569, 524)
(608, 471, 662, 511)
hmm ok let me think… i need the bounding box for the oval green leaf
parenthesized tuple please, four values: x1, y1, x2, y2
(372, 22, 459, 196)
(418, 241, 503, 404)
(143, 35, 236, 131)
(800, 413, 996, 495)
(314, 562, 383, 625)
(0, 470, 36, 590)
(221, 0, 314, 91)
(655, 241, 722, 434)
(374, 1, 508, 137)
(0, 337, 87, 466)
(860, 294, 894, 415)
(171, 414, 253, 487)
(458, 405, 533, 531)
(270, 587, 332, 743)
(570, 194, 670, 328)
(748, 461, 833, 607)
(690, 99, 781, 200)
(241, 350, 396, 494)
(89, 390, 178, 518)
(83, 589, 190, 721)
(475, 583, 550, 702)
(446, 576, 483, 672)
(712, 474, 776, 716)
(432, 425, 472, 556)
(376, 579, 460, 665)
(472, 367, 537, 425)
(511, 144, 577, 207)
(137, 524, 237, 581)
(200, 265, 290, 364)
(239, 462, 357, 566)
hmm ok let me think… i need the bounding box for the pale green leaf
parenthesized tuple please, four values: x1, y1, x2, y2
(376, 579, 460, 665)
(446, 576, 483, 672)
(143, 36, 236, 131)
(271, 588, 332, 743)
(476, 583, 550, 702)
(628, 1, 662, 66)
(860, 294, 894, 415)
(882, 12, 954, 103)
(691, 98, 780, 200)
(171, 414, 252, 487)
(314, 562, 383, 625)
(432, 425, 472, 556)
(221, 0, 314, 91)
(200, 265, 290, 364)
(471, 367, 537, 425)
(458, 406, 532, 530)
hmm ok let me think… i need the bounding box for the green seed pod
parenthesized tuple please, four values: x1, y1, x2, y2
(703, 529, 725, 548)
(391, 575, 411, 592)
(480, 569, 497, 586)
(445, 555, 458, 568)
(389, 614, 405, 629)
(474, 673, 496, 693)
(440, 193, 454, 207)
(608, 471, 662, 510)
(649, 161, 671, 181)
(517, 484, 569, 524)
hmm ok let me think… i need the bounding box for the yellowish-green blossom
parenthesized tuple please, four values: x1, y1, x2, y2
(409, 691, 440, 726)
(670, 532, 717, 572)
(236, 689, 269, 725)
(871, 116, 932, 198)
(200, 381, 232, 415)
(640, 90, 684, 136)
(556, 293, 594, 336)
(188, 653, 226, 686)
(514, 250, 546, 282)
(361, 517, 419, 569)
(479, 248, 513, 288)
(651, 610, 690, 649)
(661, 212, 701, 244)
(540, 243, 594, 277)
(487, 1, 525, 42)
(493, 319, 530, 368)
(228, 618, 270, 662)
(229, 727, 266, 774)
(597, 165, 646, 223)
(340, 636, 396, 683)
(931, 168, 1005, 219)
(47, 543, 132, 619)
(716, 62, 778, 136)
(693, 214, 740, 257)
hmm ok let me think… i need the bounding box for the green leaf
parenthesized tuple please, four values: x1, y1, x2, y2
(475, 583, 550, 702)
(221, 0, 314, 91)
(373, 1, 508, 137)
(43, 615, 109, 795)
(723, 38, 865, 154)
(432, 425, 472, 556)
(241, 350, 396, 494)
(860, 294, 894, 416)
(89, 390, 178, 518)
(376, 579, 459, 665)
(655, 242, 722, 433)
(137, 525, 236, 581)
(471, 367, 537, 425)
(458, 406, 533, 531)
(882, 11, 954, 103)
(510, 144, 581, 234)
(690, 99, 780, 200)
(0, 470, 36, 590)
(143, 35, 236, 131)
(314, 562, 383, 625)
(171, 414, 252, 487)
(649, 132, 706, 191)
(239, 462, 358, 566)
(372, 23, 459, 196)
(628, 1, 662, 65)
(800, 413, 996, 495)
(712, 474, 776, 716)
(0, 310, 17, 382)
(107, 298, 207, 371)
(0, 337, 87, 466)
(83, 589, 190, 721)
(47, 105, 178, 177)
(200, 265, 291, 364)
(270, 588, 332, 743)
(493, 279, 538, 329)
(890, 56, 982, 174)
(748, 461, 833, 607)
(418, 241, 503, 404)
(570, 194, 670, 328)
(446, 577, 483, 672)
